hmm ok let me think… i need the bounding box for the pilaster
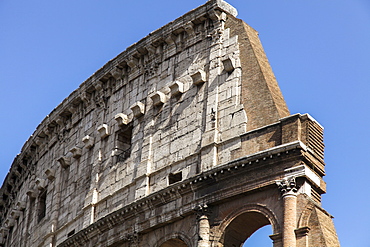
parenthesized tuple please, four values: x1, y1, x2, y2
(277, 177, 299, 247)
(195, 204, 211, 247)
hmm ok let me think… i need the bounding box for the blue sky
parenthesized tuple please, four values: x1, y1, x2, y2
(1, 1, 369, 246)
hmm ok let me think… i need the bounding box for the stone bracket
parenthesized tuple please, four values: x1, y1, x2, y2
(191, 69, 207, 86)
(45, 168, 55, 181)
(131, 102, 145, 118)
(16, 201, 26, 210)
(164, 34, 177, 45)
(150, 91, 167, 106)
(111, 67, 122, 80)
(26, 189, 37, 198)
(35, 178, 46, 190)
(10, 210, 22, 219)
(127, 56, 139, 68)
(170, 81, 185, 96)
(222, 57, 235, 73)
(97, 124, 110, 139)
(184, 21, 196, 37)
(70, 146, 82, 159)
(115, 113, 130, 126)
(4, 218, 15, 228)
(82, 135, 95, 149)
(57, 156, 71, 168)
(295, 227, 310, 237)
(269, 233, 282, 244)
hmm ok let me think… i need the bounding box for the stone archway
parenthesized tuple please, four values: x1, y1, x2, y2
(223, 211, 271, 246)
(156, 232, 191, 247)
(159, 238, 188, 247)
(243, 225, 273, 246)
(218, 204, 280, 247)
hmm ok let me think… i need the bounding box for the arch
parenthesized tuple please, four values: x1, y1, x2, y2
(243, 225, 273, 246)
(156, 232, 191, 247)
(217, 204, 281, 247)
(159, 239, 188, 247)
(297, 201, 315, 228)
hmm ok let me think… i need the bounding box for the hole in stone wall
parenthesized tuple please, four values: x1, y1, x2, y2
(37, 188, 47, 223)
(27, 197, 35, 229)
(6, 226, 14, 246)
(114, 125, 133, 163)
(67, 229, 75, 238)
(169, 172, 182, 185)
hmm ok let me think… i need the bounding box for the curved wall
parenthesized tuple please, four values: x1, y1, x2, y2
(0, 1, 339, 247)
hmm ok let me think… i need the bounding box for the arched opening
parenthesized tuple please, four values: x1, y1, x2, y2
(223, 211, 273, 247)
(159, 238, 188, 247)
(243, 225, 273, 246)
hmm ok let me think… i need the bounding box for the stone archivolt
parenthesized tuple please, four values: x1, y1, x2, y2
(0, 1, 339, 247)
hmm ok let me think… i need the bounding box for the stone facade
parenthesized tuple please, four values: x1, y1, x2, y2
(0, 1, 339, 246)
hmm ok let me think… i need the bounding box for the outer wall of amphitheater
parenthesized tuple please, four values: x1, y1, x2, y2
(0, 1, 340, 246)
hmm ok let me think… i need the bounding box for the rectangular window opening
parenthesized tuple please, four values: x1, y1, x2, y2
(114, 125, 132, 163)
(27, 197, 35, 229)
(169, 172, 182, 185)
(37, 188, 47, 223)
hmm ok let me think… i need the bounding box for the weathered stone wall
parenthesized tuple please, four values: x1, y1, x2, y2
(0, 1, 339, 246)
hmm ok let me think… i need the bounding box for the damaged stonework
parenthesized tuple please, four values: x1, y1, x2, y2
(0, 1, 339, 247)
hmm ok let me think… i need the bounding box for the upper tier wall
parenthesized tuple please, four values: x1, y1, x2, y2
(0, 1, 312, 246)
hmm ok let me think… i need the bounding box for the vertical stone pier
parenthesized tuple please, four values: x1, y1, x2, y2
(277, 177, 299, 247)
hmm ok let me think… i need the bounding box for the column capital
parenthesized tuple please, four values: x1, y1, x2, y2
(276, 176, 299, 197)
(194, 204, 211, 247)
(127, 232, 139, 246)
(194, 204, 210, 219)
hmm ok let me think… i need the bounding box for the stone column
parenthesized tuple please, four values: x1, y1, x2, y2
(196, 204, 211, 247)
(277, 177, 298, 247)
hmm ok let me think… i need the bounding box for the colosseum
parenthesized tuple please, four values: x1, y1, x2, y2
(0, 0, 340, 246)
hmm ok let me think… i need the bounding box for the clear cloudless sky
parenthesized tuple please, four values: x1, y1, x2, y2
(1, 0, 369, 246)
